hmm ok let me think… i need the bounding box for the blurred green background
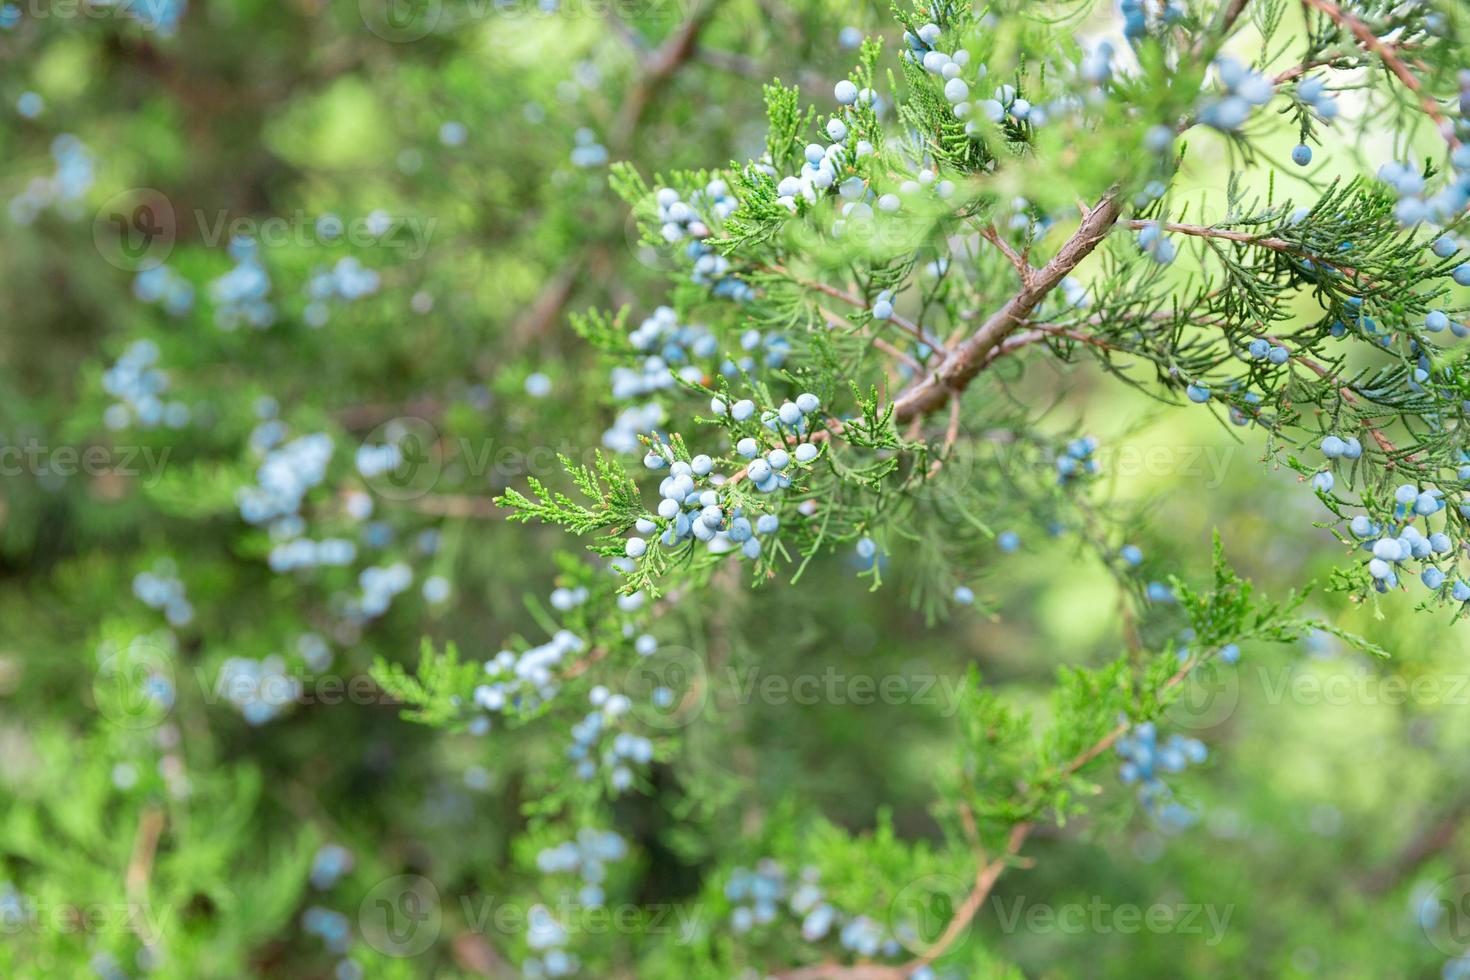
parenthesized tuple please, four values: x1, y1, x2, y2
(1, 1, 1468, 978)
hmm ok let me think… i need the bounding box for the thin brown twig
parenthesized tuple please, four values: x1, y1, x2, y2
(763, 264, 948, 355)
(979, 223, 1031, 282)
(1299, 0, 1461, 149)
(891, 192, 1124, 422)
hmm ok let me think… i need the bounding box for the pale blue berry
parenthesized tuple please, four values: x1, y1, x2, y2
(768, 449, 790, 470)
(794, 443, 819, 463)
(626, 537, 647, 558)
(834, 80, 858, 105)
(756, 514, 780, 534)
(997, 531, 1020, 552)
(1291, 144, 1312, 166)
(732, 400, 756, 421)
(742, 537, 762, 559)
(737, 438, 759, 457)
(953, 585, 974, 604)
(796, 392, 821, 414)
(778, 402, 802, 425)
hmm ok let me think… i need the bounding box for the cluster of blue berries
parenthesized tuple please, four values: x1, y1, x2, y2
(523, 831, 628, 977)
(535, 829, 629, 908)
(726, 861, 910, 963)
(132, 562, 195, 627)
(211, 237, 275, 330)
(657, 182, 752, 301)
(568, 685, 652, 792)
(1245, 337, 1291, 365)
(472, 631, 589, 722)
(1135, 220, 1176, 265)
(1116, 721, 1207, 828)
(133, 265, 195, 316)
(1198, 57, 1277, 131)
(267, 536, 357, 574)
(1384, 129, 1470, 225)
(1423, 305, 1470, 337)
(602, 402, 665, 455)
(303, 256, 380, 328)
(354, 441, 403, 479)
(301, 905, 351, 954)
(9, 134, 94, 225)
(1294, 75, 1340, 122)
(216, 654, 299, 726)
(102, 339, 192, 431)
(353, 561, 413, 619)
(570, 127, 608, 168)
(549, 585, 590, 611)
(1120, 0, 1183, 41)
(1055, 435, 1099, 483)
(615, 306, 718, 398)
(237, 431, 334, 525)
(1349, 484, 1466, 596)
